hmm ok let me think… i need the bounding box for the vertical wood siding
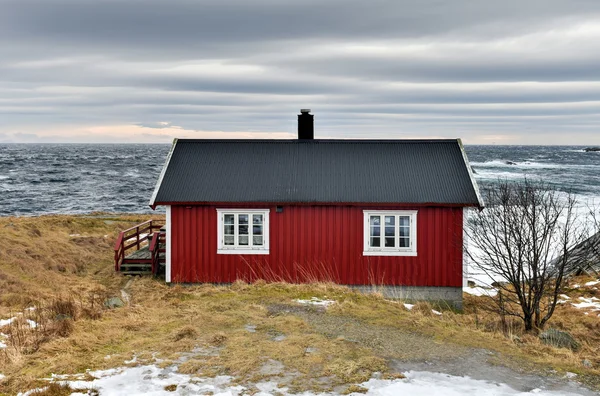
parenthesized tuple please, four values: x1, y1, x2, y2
(170, 205, 463, 287)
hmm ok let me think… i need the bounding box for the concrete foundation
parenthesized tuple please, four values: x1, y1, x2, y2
(350, 285, 463, 310)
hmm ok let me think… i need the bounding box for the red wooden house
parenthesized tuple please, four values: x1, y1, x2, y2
(147, 110, 483, 308)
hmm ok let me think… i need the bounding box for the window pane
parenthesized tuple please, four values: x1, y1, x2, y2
(224, 214, 235, 225)
(224, 225, 234, 235)
(385, 226, 395, 237)
(224, 235, 234, 245)
(370, 226, 380, 237)
(253, 236, 263, 245)
(400, 237, 410, 248)
(399, 216, 410, 227)
(239, 235, 249, 245)
(370, 215, 380, 226)
(370, 237, 380, 247)
(385, 237, 395, 247)
(400, 226, 410, 237)
(384, 216, 395, 226)
(253, 214, 263, 224)
(239, 225, 249, 235)
(253, 225, 263, 235)
(239, 214, 249, 225)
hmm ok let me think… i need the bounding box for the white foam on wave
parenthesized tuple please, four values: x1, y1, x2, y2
(471, 160, 598, 170)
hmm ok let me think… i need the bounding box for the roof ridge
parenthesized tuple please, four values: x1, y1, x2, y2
(175, 138, 460, 143)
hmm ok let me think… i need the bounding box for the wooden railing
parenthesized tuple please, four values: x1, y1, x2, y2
(114, 220, 164, 271)
(150, 230, 166, 276)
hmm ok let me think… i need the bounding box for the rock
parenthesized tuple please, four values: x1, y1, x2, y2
(104, 297, 125, 309)
(582, 359, 593, 368)
(583, 147, 600, 152)
(467, 280, 476, 288)
(565, 372, 577, 379)
(505, 161, 517, 165)
(539, 328, 580, 351)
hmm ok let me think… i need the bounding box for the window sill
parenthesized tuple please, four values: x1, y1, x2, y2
(217, 249, 270, 255)
(363, 250, 417, 257)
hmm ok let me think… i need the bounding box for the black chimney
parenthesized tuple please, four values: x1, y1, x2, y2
(298, 109, 314, 140)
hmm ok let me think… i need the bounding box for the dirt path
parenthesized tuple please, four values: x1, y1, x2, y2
(268, 303, 598, 396)
(392, 351, 597, 396)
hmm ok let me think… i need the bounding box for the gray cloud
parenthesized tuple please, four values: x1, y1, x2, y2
(1, 0, 600, 143)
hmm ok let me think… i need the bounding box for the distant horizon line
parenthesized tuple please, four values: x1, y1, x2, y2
(0, 142, 598, 147)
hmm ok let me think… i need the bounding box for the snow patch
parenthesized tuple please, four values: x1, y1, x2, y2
(571, 297, 600, 311)
(18, 366, 587, 396)
(431, 310, 442, 316)
(0, 373, 5, 380)
(0, 317, 17, 327)
(295, 297, 335, 307)
(584, 280, 600, 287)
(403, 303, 414, 311)
(463, 286, 498, 297)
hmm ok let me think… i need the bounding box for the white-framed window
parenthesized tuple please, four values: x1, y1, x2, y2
(363, 210, 417, 256)
(217, 209, 270, 255)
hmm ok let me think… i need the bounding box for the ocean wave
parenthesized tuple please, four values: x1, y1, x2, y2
(471, 160, 599, 170)
(0, 144, 597, 217)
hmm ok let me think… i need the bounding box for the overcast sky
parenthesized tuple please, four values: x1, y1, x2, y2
(1, 0, 600, 144)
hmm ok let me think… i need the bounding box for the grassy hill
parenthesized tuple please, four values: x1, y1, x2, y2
(0, 214, 599, 394)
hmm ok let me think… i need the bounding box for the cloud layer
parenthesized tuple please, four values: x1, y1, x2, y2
(1, 0, 600, 144)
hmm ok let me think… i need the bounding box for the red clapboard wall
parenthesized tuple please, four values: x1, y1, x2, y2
(169, 205, 463, 287)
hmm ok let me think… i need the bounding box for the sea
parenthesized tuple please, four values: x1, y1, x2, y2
(0, 144, 599, 217)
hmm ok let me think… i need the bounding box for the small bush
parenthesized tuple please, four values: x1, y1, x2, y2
(173, 325, 198, 341)
(210, 332, 228, 346)
(50, 297, 77, 321)
(51, 318, 74, 338)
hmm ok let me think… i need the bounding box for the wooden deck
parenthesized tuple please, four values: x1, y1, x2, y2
(114, 220, 166, 276)
(124, 246, 165, 262)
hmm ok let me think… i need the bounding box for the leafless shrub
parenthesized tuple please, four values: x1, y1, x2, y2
(466, 179, 594, 331)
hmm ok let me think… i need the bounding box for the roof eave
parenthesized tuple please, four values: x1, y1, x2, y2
(456, 138, 485, 209)
(149, 138, 178, 209)
(150, 201, 480, 207)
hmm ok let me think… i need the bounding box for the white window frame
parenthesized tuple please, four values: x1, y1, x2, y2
(363, 210, 417, 256)
(217, 209, 270, 255)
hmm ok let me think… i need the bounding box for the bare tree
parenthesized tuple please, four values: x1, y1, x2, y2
(466, 179, 590, 331)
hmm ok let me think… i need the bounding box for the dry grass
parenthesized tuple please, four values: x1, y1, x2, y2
(1, 214, 600, 394)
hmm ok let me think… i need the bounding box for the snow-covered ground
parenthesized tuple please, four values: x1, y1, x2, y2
(0, 317, 16, 327)
(571, 297, 600, 312)
(17, 364, 588, 396)
(296, 297, 336, 307)
(463, 286, 498, 297)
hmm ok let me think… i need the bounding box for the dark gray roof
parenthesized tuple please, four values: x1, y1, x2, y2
(150, 139, 483, 206)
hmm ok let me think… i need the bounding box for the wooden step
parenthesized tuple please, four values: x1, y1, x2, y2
(121, 271, 153, 275)
(121, 263, 152, 268)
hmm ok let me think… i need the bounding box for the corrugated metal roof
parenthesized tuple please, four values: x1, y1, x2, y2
(150, 139, 482, 206)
